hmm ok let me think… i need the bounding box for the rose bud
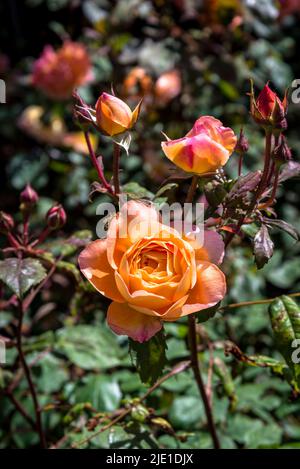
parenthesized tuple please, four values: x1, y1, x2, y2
(20, 184, 39, 212)
(249, 82, 288, 131)
(273, 136, 292, 168)
(46, 204, 67, 230)
(95, 92, 142, 137)
(161, 116, 237, 175)
(235, 128, 249, 154)
(0, 211, 14, 234)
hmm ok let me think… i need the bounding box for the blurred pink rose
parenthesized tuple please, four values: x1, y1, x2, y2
(154, 70, 181, 105)
(32, 41, 92, 100)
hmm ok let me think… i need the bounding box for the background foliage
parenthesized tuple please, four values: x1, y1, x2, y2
(0, 0, 300, 449)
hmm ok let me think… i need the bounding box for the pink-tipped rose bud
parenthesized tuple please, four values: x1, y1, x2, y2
(235, 128, 249, 154)
(20, 184, 39, 211)
(0, 211, 14, 234)
(250, 82, 288, 131)
(46, 204, 67, 230)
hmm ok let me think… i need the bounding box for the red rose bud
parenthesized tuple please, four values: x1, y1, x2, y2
(0, 211, 14, 234)
(273, 136, 292, 168)
(249, 81, 288, 131)
(235, 128, 249, 153)
(20, 184, 39, 211)
(46, 204, 67, 230)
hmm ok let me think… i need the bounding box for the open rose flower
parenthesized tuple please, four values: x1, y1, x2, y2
(32, 41, 92, 100)
(79, 201, 226, 342)
(161, 116, 237, 175)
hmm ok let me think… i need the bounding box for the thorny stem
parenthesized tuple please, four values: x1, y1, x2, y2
(188, 315, 220, 449)
(186, 175, 199, 203)
(30, 226, 50, 248)
(219, 292, 300, 312)
(16, 299, 46, 448)
(113, 142, 121, 195)
(7, 232, 21, 249)
(5, 391, 36, 430)
(22, 214, 29, 246)
(238, 152, 244, 177)
(256, 131, 273, 200)
(84, 131, 112, 193)
(185, 175, 220, 449)
(258, 165, 280, 210)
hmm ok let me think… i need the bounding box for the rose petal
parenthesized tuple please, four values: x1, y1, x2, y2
(115, 271, 172, 310)
(107, 301, 162, 342)
(180, 261, 226, 316)
(78, 239, 124, 302)
(107, 200, 160, 268)
(185, 229, 225, 265)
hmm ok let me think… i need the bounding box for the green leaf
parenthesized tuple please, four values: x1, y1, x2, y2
(56, 260, 81, 282)
(0, 258, 47, 298)
(129, 330, 168, 385)
(154, 183, 178, 199)
(55, 325, 125, 370)
(75, 375, 121, 412)
(33, 354, 68, 393)
(169, 396, 204, 430)
(122, 182, 154, 200)
(269, 296, 300, 384)
(197, 301, 221, 323)
(253, 225, 274, 269)
(213, 357, 237, 410)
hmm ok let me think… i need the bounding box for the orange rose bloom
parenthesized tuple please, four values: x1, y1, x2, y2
(32, 41, 92, 100)
(95, 92, 142, 136)
(79, 201, 226, 342)
(161, 116, 237, 175)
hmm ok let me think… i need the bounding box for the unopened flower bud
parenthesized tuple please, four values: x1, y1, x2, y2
(0, 211, 14, 234)
(95, 92, 142, 136)
(235, 128, 249, 154)
(46, 204, 66, 230)
(249, 81, 288, 131)
(273, 136, 292, 168)
(20, 184, 39, 212)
